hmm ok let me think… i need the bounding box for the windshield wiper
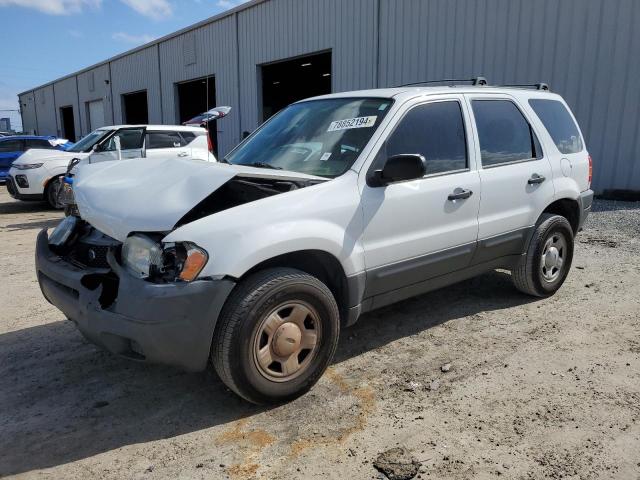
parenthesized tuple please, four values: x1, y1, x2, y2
(248, 162, 282, 170)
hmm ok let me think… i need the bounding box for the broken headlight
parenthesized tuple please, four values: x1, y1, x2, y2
(121, 234, 163, 279)
(121, 234, 208, 282)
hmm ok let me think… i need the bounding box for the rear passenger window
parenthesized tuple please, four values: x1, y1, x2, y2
(146, 131, 184, 149)
(528, 99, 583, 154)
(387, 101, 467, 175)
(472, 100, 542, 167)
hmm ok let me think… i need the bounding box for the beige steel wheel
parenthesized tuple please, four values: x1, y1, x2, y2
(253, 301, 322, 382)
(212, 267, 340, 405)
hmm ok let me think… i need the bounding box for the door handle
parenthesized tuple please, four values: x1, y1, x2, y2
(528, 174, 546, 185)
(448, 188, 473, 201)
(178, 151, 189, 157)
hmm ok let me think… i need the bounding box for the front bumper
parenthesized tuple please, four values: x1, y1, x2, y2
(35, 229, 235, 371)
(5, 175, 44, 201)
(577, 189, 594, 230)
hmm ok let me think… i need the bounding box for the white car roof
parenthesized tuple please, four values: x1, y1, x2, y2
(97, 125, 206, 132)
(304, 85, 562, 104)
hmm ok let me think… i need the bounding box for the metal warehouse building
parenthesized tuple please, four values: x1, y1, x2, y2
(18, 0, 640, 195)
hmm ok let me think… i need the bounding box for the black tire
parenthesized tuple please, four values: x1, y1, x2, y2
(512, 213, 574, 297)
(45, 176, 64, 210)
(212, 267, 340, 405)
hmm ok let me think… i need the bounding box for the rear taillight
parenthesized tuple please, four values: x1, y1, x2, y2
(588, 154, 593, 188)
(207, 134, 214, 153)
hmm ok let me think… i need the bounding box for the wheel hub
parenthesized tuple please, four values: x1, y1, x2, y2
(253, 301, 321, 382)
(540, 233, 567, 283)
(544, 247, 560, 269)
(272, 322, 302, 357)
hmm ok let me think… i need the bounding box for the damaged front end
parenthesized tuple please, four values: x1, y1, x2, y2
(37, 160, 326, 370)
(35, 218, 235, 371)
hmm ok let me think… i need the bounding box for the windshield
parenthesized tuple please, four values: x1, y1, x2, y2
(67, 129, 112, 153)
(225, 97, 393, 177)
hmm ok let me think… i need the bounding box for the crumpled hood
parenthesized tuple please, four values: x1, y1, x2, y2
(13, 148, 85, 165)
(73, 157, 324, 242)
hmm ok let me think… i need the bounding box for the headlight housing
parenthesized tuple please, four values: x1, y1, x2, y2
(121, 235, 163, 279)
(13, 163, 43, 170)
(121, 234, 208, 282)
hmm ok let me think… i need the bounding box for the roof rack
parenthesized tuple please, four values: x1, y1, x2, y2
(501, 83, 550, 91)
(396, 76, 488, 88)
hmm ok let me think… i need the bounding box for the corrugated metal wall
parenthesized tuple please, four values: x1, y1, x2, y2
(77, 64, 113, 136)
(18, 91, 37, 135)
(159, 14, 240, 154)
(377, 0, 640, 194)
(111, 46, 162, 124)
(52, 76, 82, 138)
(18, 0, 640, 193)
(237, 0, 377, 133)
(33, 85, 57, 136)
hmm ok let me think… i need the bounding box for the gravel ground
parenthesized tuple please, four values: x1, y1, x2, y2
(1, 188, 639, 480)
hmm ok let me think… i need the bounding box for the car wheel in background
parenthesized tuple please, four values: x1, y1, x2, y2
(45, 176, 64, 210)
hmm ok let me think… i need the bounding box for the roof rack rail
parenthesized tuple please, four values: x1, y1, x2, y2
(501, 83, 550, 91)
(396, 76, 488, 88)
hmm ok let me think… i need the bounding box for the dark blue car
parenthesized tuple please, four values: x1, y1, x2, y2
(0, 135, 71, 183)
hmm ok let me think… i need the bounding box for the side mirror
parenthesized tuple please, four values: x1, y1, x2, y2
(92, 143, 103, 153)
(369, 154, 427, 187)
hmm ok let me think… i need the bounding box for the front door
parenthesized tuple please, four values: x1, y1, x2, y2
(88, 127, 145, 163)
(464, 94, 555, 262)
(360, 97, 481, 298)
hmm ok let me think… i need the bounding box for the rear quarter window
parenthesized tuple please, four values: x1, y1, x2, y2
(528, 99, 584, 154)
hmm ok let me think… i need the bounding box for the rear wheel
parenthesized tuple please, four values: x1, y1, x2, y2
(512, 213, 574, 297)
(45, 176, 64, 210)
(212, 268, 340, 404)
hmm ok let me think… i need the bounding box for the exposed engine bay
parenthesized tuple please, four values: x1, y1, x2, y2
(176, 175, 323, 227)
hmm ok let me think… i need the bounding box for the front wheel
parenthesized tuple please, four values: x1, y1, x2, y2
(45, 176, 64, 210)
(212, 268, 340, 405)
(512, 213, 574, 297)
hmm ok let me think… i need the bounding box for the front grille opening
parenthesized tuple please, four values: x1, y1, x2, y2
(81, 273, 119, 309)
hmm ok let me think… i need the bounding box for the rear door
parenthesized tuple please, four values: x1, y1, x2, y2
(144, 130, 190, 160)
(88, 127, 146, 163)
(465, 94, 555, 263)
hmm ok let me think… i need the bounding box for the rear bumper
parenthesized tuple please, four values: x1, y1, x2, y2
(577, 189, 594, 230)
(35, 229, 235, 371)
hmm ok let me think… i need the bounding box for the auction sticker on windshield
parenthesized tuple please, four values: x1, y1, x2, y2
(327, 116, 377, 132)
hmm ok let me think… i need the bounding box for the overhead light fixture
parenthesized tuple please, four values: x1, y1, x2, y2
(301, 62, 312, 67)
(273, 81, 280, 85)
(322, 73, 331, 77)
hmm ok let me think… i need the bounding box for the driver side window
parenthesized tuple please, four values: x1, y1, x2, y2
(386, 101, 468, 175)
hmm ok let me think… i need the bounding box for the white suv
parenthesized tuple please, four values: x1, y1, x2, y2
(35, 83, 593, 404)
(8, 125, 214, 208)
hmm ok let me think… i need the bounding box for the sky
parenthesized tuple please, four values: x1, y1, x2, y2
(0, 0, 249, 132)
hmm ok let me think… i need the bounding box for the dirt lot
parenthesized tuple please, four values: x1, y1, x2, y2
(1, 188, 639, 480)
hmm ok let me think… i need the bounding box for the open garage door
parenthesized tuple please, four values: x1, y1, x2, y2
(122, 90, 149, 125)
(60, 106, 76, 142)
(261, 51, 331, 121)
(176, 76, 217, 155)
